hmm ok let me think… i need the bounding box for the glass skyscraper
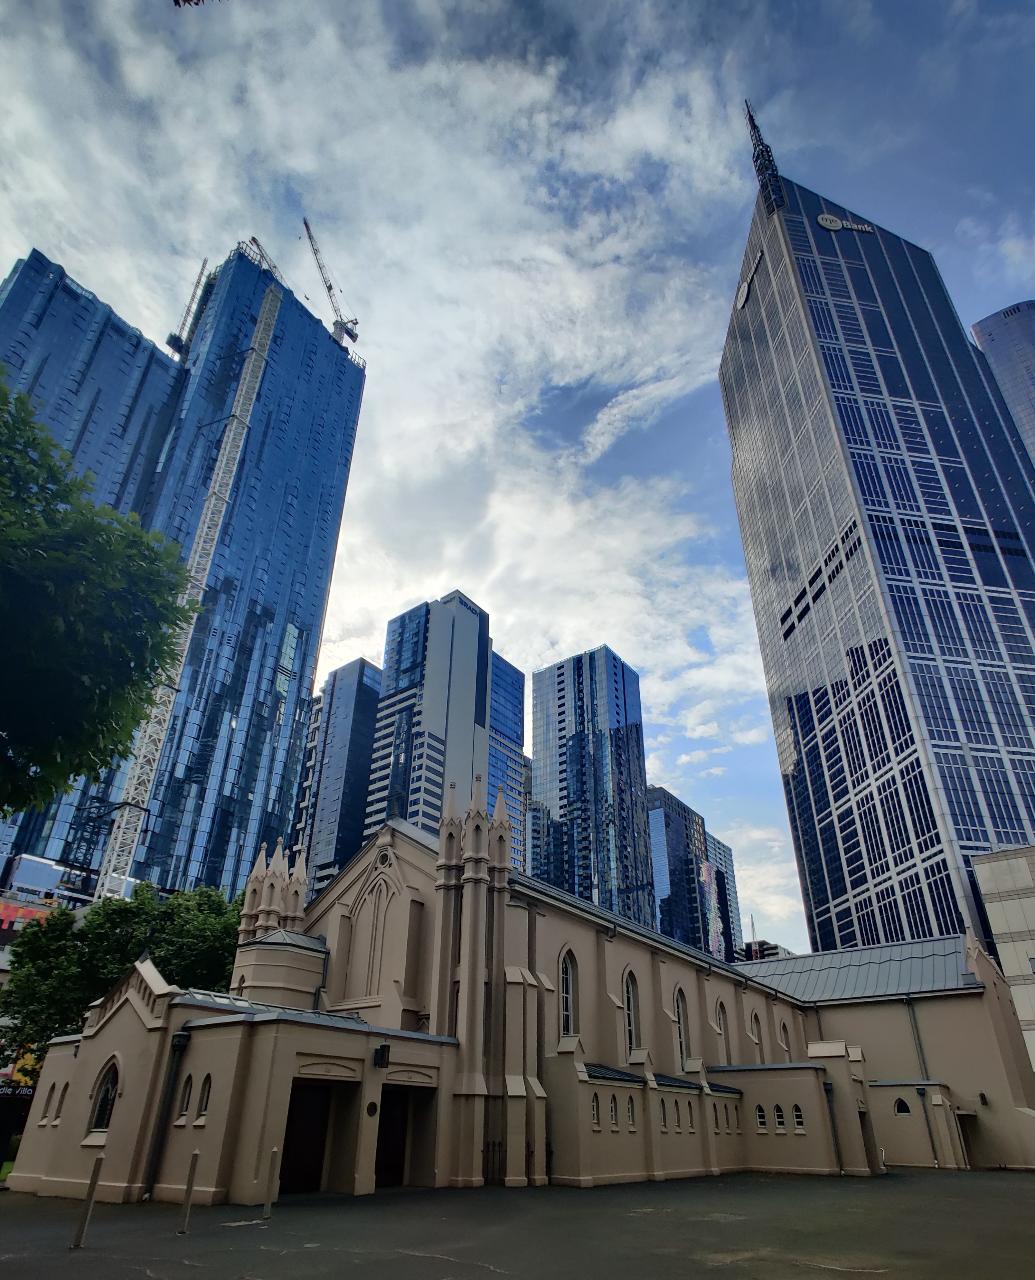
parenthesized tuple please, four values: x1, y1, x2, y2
(487, 651, 527, 869)
(972, 302, 1035, 464)
(720, 106, 1035, 952)
(363, 590, 493, 840)
(529, 645, 655, 928)
(293, 657, 381, 899)
(0, 245, 365, 900)
(646, 785, 743, 963)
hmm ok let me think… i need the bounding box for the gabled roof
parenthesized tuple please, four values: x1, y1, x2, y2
(736, 936, 981, 1004)
(585, 1063, 644, 1084)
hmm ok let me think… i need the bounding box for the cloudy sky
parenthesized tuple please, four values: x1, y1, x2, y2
(3, 0, 1034, 950)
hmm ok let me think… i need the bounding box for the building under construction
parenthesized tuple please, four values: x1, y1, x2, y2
(0, 239, 367, 901)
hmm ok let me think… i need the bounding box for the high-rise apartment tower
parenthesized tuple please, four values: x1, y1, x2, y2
(363, 591, 494, 840)
(720, 106, 1035, 952)
(530, 646, 654, 927)
(0, 245, 365, 900)
(646, 786, 743, 962)
(972, 302, 1035, 464)
(487, 652, 527, 869)
(293, 658, 381, 899)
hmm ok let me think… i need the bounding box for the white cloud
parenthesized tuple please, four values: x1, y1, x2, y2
(699, 765, 726, 778)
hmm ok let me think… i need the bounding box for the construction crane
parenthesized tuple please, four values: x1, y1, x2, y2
(167, 258, 208, 358)
(303, 216, 358, 345)
(249, 236, 284, 284)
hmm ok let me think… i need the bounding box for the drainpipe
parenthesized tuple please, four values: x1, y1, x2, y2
(142, 1029, 191, 1199)
(905, 998, 939, 1168)
(822, 1081, 844, 1175)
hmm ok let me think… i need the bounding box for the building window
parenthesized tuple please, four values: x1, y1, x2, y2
(894, 1097, 911, 1115)
(792, 1103, 805, 1132)
(54, 1083, 69, 1122)
(660, 1097, 668, 1130)
(624, 971, 641, 1058)
(755, 1105, 767, 1131)
(750, 1011, 765, 1065)
(774, 1103, 786, 1131)
(674, 1099, 681, 1130)
(724, 1103, 731, 1133)
(610, 1095, 618, 1127)
(627, 1096, 636, 1127)
(560, 950, 579, 1037)
(687, 1100, 695, 1132)
(591, 1093, 600, 1127)
(716, 1000, 730, 1065)
(713, 1102, 720, 1133)
(41, 1083, 55, 1121)
(779, 1020, 791, 1061)
(675, 988, 691, 1068)
(734, 1103, 740, 1131)
(178, 1075, 193, 1118)
(90, 1063, 119, 1132)
(197, 1075, 212, 1118)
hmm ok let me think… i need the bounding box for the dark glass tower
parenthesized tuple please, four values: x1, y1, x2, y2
(646, 785, 743, 962)
(0, 245, 365, 900)
(721, 106, 1035, 952)
(530, 646, 655, 928)
(294, 657, 381, 899)
(487, 651, 526, 869)
(972, 301, 1035, 465)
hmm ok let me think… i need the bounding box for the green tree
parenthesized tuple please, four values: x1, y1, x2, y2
(0, 372, 192, 815)
(0, 885, 241, 1078)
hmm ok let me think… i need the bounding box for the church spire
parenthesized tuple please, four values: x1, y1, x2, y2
(745, 99, 785, 217)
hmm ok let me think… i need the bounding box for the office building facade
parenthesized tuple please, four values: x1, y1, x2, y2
(0, 245, 365, 899)
(972, 301, 1035, 464)
(487, 652, 527, 870)
(294, 658, 381, 899)
(530, 646, 654, 927)
(646, 785, 743, 963)
(720, 106, 1035, 951)
(363, 591, 492, 840)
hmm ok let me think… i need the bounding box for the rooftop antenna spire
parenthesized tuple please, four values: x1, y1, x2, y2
(745, 99, 785, 217)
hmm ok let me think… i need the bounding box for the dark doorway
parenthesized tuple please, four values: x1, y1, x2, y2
(375, 1085, 410, 1188)
(280, 1080, 332, 1194)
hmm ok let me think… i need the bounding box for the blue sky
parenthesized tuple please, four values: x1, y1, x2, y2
(2, 0, 1034, 949)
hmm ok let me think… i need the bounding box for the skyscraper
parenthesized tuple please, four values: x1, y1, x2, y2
(720, 105, 1035, 952)
(972, 302, 1035, 463)
(293, 657, 381, 899)
(363, 590, 492, 840)
(530, 646, 654, 927)
(487, 652, 527, 869)
(0, 244, 365, 900)
(646, 785, 743, 962)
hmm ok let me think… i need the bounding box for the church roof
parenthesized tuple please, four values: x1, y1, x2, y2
(239, 928, 328, 952)
(736, 936, 981, 1004)
(173, 988, 459, 1045)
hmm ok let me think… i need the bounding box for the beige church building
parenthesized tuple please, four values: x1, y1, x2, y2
(9, 782, 1035, 1205)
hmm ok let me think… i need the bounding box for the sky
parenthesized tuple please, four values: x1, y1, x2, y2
(2, 0, 1034, 952)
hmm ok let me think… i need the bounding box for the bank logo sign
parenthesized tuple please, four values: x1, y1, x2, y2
(817, 212, 874, 234)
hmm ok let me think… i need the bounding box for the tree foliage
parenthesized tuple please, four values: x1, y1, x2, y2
(0, 884, 241, 1078)
(0, 373, 192, 815)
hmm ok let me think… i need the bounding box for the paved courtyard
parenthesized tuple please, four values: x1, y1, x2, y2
(1, 1170, 1033, 1279)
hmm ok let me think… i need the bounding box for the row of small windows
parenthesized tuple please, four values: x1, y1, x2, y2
(178, 1073, 213, 1121)
(41, 1063, 214, 1135)
(755, 1103, 806, 1132)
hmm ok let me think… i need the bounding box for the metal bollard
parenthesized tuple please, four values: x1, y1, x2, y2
(176, 1150, 201, 1236)
(69, 1153, 105, 1250)
(261, 1146, 279, 1225)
